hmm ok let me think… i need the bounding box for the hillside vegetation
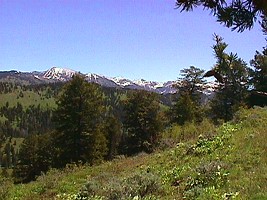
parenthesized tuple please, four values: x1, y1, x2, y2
(1, 107, 266, 199)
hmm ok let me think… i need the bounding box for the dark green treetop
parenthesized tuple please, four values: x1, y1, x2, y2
(122, 90, 163, 155)
(178, 66, 206, 101)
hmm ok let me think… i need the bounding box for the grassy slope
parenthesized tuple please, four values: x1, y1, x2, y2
(2, 107, 267, 200)
(0, 91, 55, 108)
(0, 90, 56, 109)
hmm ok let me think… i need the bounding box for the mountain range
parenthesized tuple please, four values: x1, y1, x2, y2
(0, 67, 217, 95)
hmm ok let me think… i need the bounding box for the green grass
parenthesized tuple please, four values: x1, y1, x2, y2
(1, 107, 267, 200)
(0, 90, 56, 109)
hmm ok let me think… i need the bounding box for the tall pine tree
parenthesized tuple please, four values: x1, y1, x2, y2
(249, 47, 267, 106)
(122, 90, 163, 155)
(53, 75, 107, 167)
(210, 35, 251, 121)
(172, 66, 206, 125)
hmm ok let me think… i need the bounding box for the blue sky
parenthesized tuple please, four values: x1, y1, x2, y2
(0, 0, 265, 82)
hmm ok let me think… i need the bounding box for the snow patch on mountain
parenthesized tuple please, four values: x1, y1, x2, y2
(85, 73, 118, 88)
(110, 77, 135, 87)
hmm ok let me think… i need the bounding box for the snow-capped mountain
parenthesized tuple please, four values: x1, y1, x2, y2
(43, 67, 77, 81)
(111, 77, 135, 87)
(85, 73, 118, 88)
(133, 79, 163, 91)
(110, 77, 144, 90)
(0, 67, 217, 95)
(38, 67, 178, 94)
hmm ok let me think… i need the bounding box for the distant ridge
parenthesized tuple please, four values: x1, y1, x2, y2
(38, 67, 178, 94)
(0, 67, 218, 95)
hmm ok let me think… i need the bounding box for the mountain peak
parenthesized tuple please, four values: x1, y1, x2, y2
(43, 67, 77, 81)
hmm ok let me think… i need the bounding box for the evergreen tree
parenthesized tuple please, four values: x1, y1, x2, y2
(12, 133, 55, 183)
(122, 90, 163, 155)
(4, 142, 11, 168)
(172, 92, 197, 125)
(105, 115, 122, 160)
(176, 0, 267, 33)
(178, 66, 206, 99)
(210, 35, 251, 121)
(53, 75, 107, 167)
(172, 66, 206, 125)
(249, 47, 267, 106)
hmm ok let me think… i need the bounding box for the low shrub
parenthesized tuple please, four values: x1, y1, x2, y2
(160, 119, 216, 149)
(77, 171, 162, 200)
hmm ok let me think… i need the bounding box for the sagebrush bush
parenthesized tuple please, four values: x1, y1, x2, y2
(77, 171, 162, 200)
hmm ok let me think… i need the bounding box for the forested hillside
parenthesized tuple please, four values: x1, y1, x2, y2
(0, 79, 172, 172)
